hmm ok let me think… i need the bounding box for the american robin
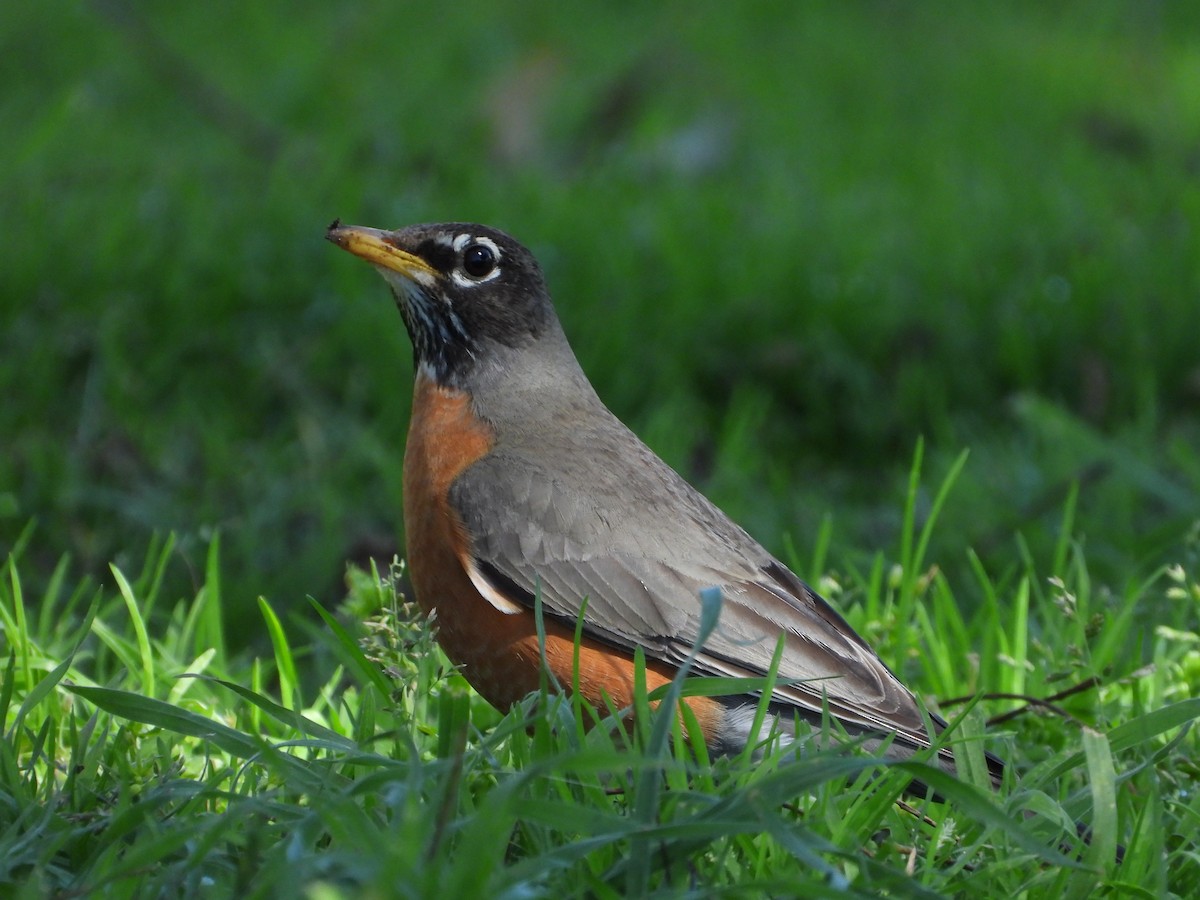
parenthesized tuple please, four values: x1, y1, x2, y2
(325, 219, 997, 779)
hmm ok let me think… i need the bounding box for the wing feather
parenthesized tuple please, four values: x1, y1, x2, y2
(449, 414, 935, 751)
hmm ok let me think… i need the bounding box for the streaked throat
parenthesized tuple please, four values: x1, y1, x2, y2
(382, 274, 476, 383)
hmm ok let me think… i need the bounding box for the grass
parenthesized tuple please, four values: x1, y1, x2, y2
(3, 0, 1200, 895)
(2, 486, 1198, 896)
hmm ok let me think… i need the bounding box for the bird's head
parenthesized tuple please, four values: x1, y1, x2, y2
(327, 221, 557, 385)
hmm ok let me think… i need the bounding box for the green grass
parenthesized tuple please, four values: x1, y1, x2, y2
(2, 498, 1198, 897)
(3, 0, 1200, 895)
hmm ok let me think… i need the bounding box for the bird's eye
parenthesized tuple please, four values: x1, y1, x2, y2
(462, 243, 497, 278)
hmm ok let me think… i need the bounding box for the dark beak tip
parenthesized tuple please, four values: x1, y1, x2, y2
(325, 218, 347, 247)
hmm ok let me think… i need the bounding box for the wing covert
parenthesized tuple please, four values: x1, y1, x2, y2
(448, 422, 933, 749)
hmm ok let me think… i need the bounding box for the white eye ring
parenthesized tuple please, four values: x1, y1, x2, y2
(451, 235, 502, 286)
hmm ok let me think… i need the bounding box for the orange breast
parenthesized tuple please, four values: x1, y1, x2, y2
(402, 370, 726, 741)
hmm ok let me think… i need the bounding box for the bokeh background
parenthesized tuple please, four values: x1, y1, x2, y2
(4, 1, 1198, 640)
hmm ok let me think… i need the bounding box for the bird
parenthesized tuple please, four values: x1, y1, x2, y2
(324, 218, 997, 780)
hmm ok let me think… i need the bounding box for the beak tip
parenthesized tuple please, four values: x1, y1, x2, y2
(325, 218, 346, 247)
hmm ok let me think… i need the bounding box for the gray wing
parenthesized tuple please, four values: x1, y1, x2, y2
(450, 416, 934, 750)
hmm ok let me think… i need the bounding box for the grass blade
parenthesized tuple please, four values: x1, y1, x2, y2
(109, 564, 155, 697)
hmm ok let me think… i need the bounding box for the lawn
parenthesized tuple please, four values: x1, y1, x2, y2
(2, 1, 1199, 896)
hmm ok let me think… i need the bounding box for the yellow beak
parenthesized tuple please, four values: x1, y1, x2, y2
(325, 221, 438, 282)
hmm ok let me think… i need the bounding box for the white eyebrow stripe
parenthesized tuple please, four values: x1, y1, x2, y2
(452, 233, 473, 252)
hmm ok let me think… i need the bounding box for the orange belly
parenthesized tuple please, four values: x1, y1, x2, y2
(401, 370, 725, 738)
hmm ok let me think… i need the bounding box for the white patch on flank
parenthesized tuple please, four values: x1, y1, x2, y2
(717, 704, 795, 757)
(465, 558, 524, 614)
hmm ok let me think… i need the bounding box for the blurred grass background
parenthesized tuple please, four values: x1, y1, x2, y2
(2, 0, 1198, 640)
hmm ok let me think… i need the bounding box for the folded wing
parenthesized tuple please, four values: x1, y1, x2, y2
(450, 419, 938, 755)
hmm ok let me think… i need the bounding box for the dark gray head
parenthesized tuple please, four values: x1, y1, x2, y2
(327, 221, 559, 384)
